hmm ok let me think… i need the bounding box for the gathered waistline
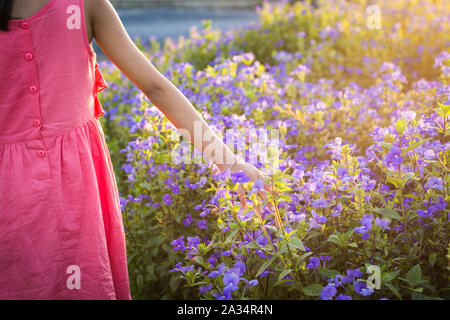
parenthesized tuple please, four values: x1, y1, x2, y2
(0, 117, 100, 147)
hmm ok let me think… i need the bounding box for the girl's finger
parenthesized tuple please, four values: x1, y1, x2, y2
(256, 179, 274, 211)
(257, 189, 267, 202)
(237, 184, 247, 208)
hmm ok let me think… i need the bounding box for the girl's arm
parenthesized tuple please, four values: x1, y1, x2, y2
(86, 0, 268, 200)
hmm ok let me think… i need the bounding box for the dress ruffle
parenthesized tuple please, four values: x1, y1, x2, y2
(94, 63, 108, 119)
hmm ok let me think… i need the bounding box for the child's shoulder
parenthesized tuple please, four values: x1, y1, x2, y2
(84, 0, 116, 26)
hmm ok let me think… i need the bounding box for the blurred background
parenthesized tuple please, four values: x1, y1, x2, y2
(94, 0, 268, 56)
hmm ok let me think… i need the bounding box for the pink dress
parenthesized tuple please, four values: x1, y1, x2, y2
(0, 0, 131, 299)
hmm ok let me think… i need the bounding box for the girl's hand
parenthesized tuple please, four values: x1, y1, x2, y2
(229, 159, 272, 208)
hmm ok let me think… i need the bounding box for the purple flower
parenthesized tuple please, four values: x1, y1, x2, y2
(311, 210, 328, 224)
(195, 200, 206, 211)
(187, 236, 201, 248)
(336, 294, 352, 300)
(306, 257, 320, 269)
(335, 274, 352, 287)
(230, 171, 251, 184)
(212, 292, 226, 300)
(382, 146, 403, 166)
(197, 220, 207, 230)
(162, 193, 172, 205)
(375, 217, 390, 230)
(354, 281, 374, 296)
(424, 176, 443, 191)
(312, 199, 328, 208)
(354, 214, 373, 237)
(208, 271, 220, 278)
(122, 163, 134, 174)
(199, 284, 212, 294)
(254, 179, 264, 190)
(401, 110, 416, 122)
(182, 213, 193, 226)
(320, 284, 337, 300)
(171, 184, 180, 194)
(170, 236, 185, 252)
(361, 214, 373, 229)
(169, 263, 193, 274)
(222, 269, 240, 299)
(336, 167, 348, 177)
(255, 234, 268, 247)
(233, 261, 246, 276)
(346, 268, 363, 279)
(331, 203, 343, 217)
(325, 137, 343, 160)
(423, 149, 435, 160)
(248, 279, 258, 286)
(417, 209, 431, 218)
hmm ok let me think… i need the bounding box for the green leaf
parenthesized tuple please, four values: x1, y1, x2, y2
(266, 225, 278, 233)
(256, 255, 277, 278)
(327, 234, 341, 246)
(382, 270, 400, 283)
(278, 269, 293, 281)
(373, 208, 401, 221)
(246, 242, 260, 250)
(305, 231, 321, 240)
(428, 252, 437, 266)
(278, 195, 292, 203)
(386, 176, 402, 188)
(140, 182, 152, 190)
(229, 222, 239, 229)
(385, 283, 402, 299)
(401, 138, 431, 156)
(319, 269, 341, 279)
(288, 237, 306, 251)
(401, 172, 415, 184)
(136, 274, 144, 289)
(380, 142, 392, 151)
(225, 228, 239, 244)
(435, 101, 450, 118)
(298, 252, 313, 262)
(303, 284, 323, 296)
(406, 264, 422, 286)
(395, 118, 407, 136)
(194, 256, 205, 265)
(170, 275, 181, 293)
(411, 292, 444, 300)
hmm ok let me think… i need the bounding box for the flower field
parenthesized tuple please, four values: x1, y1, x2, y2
(98, 0, 449, 300)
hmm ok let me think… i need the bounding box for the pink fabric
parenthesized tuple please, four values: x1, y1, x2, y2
(0, 0, 131, 299)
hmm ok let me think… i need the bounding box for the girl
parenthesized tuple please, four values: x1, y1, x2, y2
(0, 0, 267, 299)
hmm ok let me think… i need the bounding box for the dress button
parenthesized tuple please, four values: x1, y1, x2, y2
(38, 150, 46, 158)
(21, 21, 30, 29)
(29, 85, 38, 94)
(25, 52, 34, 61)
(34, 119, 41, 127)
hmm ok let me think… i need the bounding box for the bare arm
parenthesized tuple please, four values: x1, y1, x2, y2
(86, 0, 265, 185)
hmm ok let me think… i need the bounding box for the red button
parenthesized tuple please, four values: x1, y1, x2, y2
(21, 21, 30, 29)
(29, 85, 38, 94)
(25, 52, 33, 61)
(38, 150, 46, 158)
(34, 119, 41, 127)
